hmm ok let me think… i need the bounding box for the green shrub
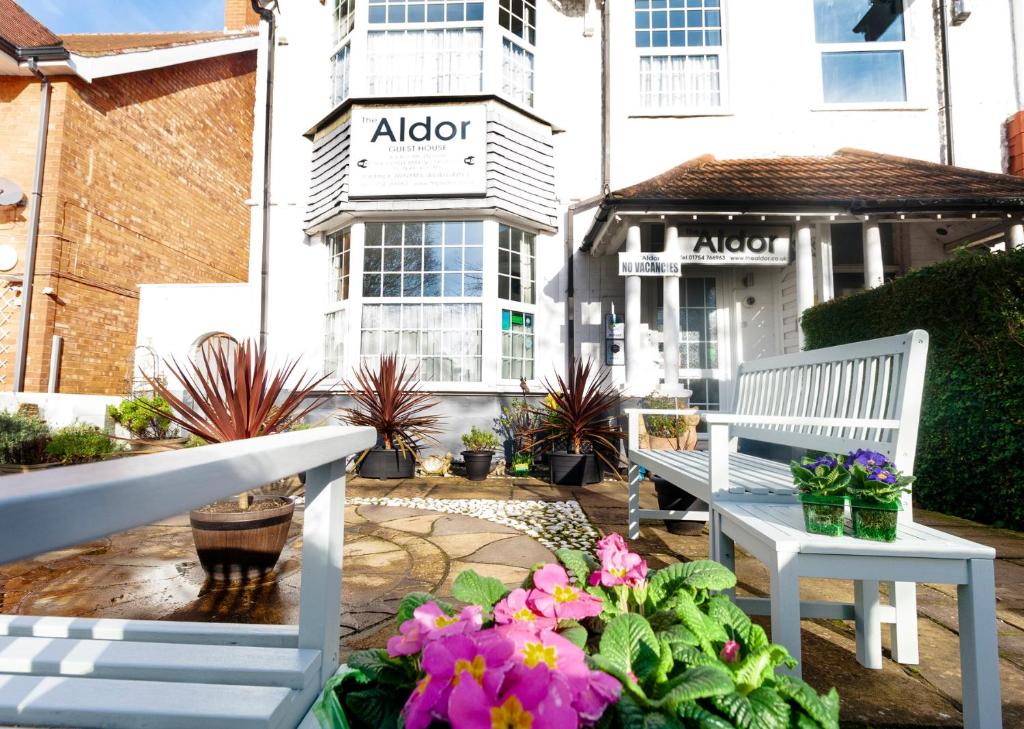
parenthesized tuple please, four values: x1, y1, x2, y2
(106, 396, 174, 439)
(45, 423, 119, 465)
(802, 248, 1024, 528)
(0, 411, 50, 465)
(461, 425, 501, 451)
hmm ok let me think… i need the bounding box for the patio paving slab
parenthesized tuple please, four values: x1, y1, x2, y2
(1, 472, 1022, 727)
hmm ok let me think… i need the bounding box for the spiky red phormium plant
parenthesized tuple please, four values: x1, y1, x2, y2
(338, 354, 441, 457)
(143, 339, 330, 444)
(533, 358, 625, 474)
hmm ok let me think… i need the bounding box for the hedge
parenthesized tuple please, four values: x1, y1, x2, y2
(802, 248, 1024, 529)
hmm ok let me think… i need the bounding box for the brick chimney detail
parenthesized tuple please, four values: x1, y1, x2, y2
(225, 0, 260, 31)
(1009, 111, 1024, 176)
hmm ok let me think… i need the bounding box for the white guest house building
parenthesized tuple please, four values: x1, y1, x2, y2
(138, 0, 1024, 449)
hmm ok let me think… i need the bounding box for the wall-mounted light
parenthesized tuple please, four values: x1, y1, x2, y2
(951, 0, 971, 25)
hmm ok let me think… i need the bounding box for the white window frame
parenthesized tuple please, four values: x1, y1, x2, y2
(329, 0, 356, 106)
(810, 0, 915, 110)
(496, 0, 536, 108)
(496, 224, 537, 383)
(633, 0, 731, 116)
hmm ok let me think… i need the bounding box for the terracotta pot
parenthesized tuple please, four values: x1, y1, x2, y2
(0, 462, 60, 475)
(189, 496, 294, 580)
(128, 437, 189, 452)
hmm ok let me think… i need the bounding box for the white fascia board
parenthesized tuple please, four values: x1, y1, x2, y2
(70, 35, 259, 82)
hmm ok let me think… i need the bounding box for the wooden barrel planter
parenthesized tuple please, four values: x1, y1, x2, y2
(189, 496, 294, 580)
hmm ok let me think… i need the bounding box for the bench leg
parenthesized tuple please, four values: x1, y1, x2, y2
(710, 512, 736, 600)
(854, 580, 883, 669)
(958, 559, 1002, 729)
(769, 551, 802, 677)
(888, 581, 919, 665)
(627, 463, 642, 540)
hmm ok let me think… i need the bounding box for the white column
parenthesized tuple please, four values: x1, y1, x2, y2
(795, 223, 814, 348)
(662, 224, 681, 390)
(863, 221, 885, 289)
(815, 222, 834, 303)
(1008, 223, 1024, 250)
(624, 224, 642, 386)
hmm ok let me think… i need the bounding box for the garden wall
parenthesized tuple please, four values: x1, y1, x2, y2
(802, 249, 1024, 529)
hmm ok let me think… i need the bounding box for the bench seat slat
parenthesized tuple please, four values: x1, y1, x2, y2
(640, 450, 796, 497)
(0, 616, 299, 648)
(0, 636, 320, 690)
(0, 674, 294, 729)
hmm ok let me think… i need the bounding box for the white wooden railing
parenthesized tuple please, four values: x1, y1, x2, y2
(0, 425, 376, 728)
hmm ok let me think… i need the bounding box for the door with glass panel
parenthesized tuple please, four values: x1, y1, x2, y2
(655, 275, 724, 411)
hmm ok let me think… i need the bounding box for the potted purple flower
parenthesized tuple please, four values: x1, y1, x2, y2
(790, 454, 850, 536)
(846, 449, 913, 542)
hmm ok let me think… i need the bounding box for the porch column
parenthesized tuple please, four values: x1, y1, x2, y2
(1009, 223, 1024, 250)
(795, 223, 814, 348)
(663, 223, 681, 389)
(815, 222, 835, 303)
(624, 224, 642, 385)
(863, 221, 885, 289)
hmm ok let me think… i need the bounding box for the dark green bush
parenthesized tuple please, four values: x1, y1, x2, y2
(45, 423, 119, 465)
(0, 411, 50, 465)
(802, 248, 1024, 528)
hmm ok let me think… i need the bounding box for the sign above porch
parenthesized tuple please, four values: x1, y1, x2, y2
(618, 225, 791, 275)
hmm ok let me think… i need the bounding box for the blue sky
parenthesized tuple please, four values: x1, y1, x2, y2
(19, 0, 225, 34)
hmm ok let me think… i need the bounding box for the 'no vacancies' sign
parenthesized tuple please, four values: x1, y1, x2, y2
(618, 226, 791, 275)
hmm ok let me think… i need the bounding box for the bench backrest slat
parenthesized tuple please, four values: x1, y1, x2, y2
(729, 331, 928, 469)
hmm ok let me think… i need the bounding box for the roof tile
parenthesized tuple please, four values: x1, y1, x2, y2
(0, 0, 62, 50)
(60, 31, 256, 57)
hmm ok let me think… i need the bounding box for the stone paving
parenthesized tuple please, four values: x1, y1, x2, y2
(0, 473, 1022, 728)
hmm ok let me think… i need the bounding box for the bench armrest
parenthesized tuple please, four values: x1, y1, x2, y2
(703, 413, 901, 429)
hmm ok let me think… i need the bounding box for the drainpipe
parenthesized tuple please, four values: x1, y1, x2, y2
(935, 0, 955, 164)
(13, 59, 52, 393)
(1011, 0, 1024, 109)
(251, 0, 277, 354)
(600, 0, 611, 191)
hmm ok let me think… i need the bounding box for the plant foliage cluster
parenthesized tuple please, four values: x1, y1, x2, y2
(315, 535, 839, 729)
(641, 393, 695, 439)
(45, 423, 119, 464)
(802, 249, 1024, 527)
(106, 396, 175, 439)
(791, 451, 912, 503)
(461, 425, 501, 452)
(0, 411, 121, 466)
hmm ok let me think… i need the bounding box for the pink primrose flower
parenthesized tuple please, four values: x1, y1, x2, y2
(529, 564, 603, 620)
(589, 533, 648, 588)
(720, 639, 741, 663)
(387, 602, 483, 657)
(493, 588, 557, 631)
(447, 662, 578, 729)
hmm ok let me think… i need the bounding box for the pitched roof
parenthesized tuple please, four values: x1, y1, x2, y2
(607, 148, 1024, 212)
(0, 0, 62, 54)
(60, 30, 256, 57)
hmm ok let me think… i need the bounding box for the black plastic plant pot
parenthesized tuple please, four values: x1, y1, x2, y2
(799, 494, 846, 537)
(462, 450, 493, 481)
(653, 477, 706, 535)
(851, 499, 900, 542)
(548, 451, 601, 486)
(358, 447, 416, 479)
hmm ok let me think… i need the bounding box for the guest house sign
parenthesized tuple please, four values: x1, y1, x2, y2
(349, 105, 487, 198)
(618, 225, 791, 275)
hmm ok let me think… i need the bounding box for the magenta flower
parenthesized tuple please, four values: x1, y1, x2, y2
(387, 602, 482, 657)
(589, 533, 648, 588)
(493, 588, 557, 631)
(498, 624, 621, 722)
(529, 564, 603, 620)
(402, 632, 515, 729)
(448, 662, 578, 729)
(720, 639, 741, 663)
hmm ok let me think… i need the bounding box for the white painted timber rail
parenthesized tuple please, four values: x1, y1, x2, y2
(0, 425, 376, 729)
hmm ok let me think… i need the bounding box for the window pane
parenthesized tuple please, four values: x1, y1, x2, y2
(639, 54, 721, 108)
(366, 29, 483, 96)
(821, 50, 906, 103)
(814, 0, 904, 44)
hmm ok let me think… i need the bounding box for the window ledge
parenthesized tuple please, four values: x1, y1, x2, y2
(809, 103, 928, 112)
(628, 108, 734, 119)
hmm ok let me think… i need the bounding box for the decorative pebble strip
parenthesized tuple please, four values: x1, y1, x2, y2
(345, 497, 602, 552)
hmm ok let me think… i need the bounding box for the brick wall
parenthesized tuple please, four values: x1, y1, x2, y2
(1009, 111, 1024, 176)
(10, 51, 256, 395)
(225, 0, 260, 30)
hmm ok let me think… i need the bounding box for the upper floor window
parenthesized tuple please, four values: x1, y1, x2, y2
(331, 43, 351, 106)
(366, 28, 484, 95)
(328, 229, 351, 301)
(497, 225, 535, 304)
(499, 0, 536, 45)
(635, 0, 725, 110)
(333, 0, 356, 42)
(368, 0, 484, 24)
(813, 0, 907, 104)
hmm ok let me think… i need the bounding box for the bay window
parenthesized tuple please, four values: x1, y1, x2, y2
(330, 0, 355, 105)
(328, 229, 351, 302)
(498, 0, 536, 107)
(501, 309, 534, 380)
(635, 0, 725, 110)
(813, 0, 907, 104)
(497, 224, 535, 304)
(366, 28, 483, 95)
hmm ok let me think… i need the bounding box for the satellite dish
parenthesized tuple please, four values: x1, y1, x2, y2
(0, 178, 24, 206)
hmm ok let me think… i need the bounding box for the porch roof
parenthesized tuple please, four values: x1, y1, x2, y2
(583, 148, 1024, 251)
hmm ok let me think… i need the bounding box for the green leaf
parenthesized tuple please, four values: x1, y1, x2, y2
(663, 589, 728, 653)
(657, 624, 700, 647)
(344, 684, 403, 729)
(558, 620, 589, 650)
(773, 676, 840, 729)
(599, 613, 662, 681)
(556, 548, 599, 586)
(614, 692, 648, 729)
(313, 668, 359, 729)
(734, 646, 796, 692)
(642, 712, 687, 729)
(712, 688, 791, 729)
(676, 701, 737, 729)
(649, 561, 737, 605)
(345, 649, 416, 688)
(450, 570, 509, 611)
(653, 638, 675, 685)
(670, 644, 719, 668)
(396, 592, 446, 624)
(706, 595, 768, 651)
(657, 665, 736, 710)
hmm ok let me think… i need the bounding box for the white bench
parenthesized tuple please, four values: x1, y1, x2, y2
(0, 425, 376, 729)
(626, 331, 1002, 729)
